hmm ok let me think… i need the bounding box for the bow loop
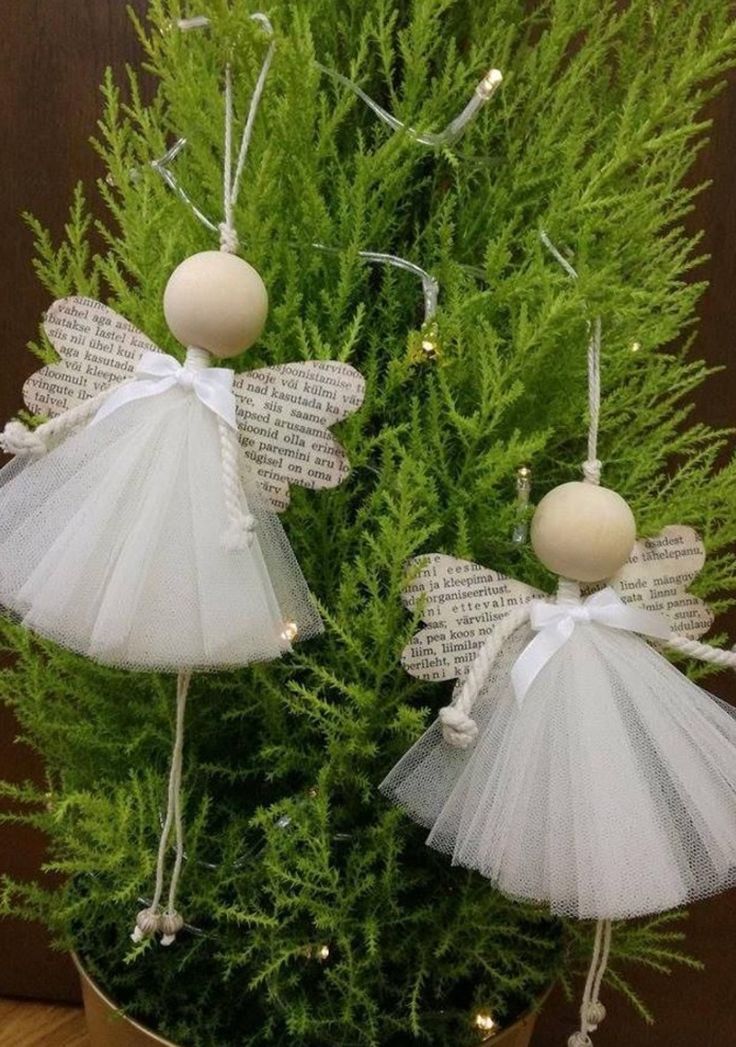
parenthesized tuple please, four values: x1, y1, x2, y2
(92, 350, 237, 429)
(511, 587, 670, 704)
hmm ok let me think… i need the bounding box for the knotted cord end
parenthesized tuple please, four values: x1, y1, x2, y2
(131, 907, 162, 943)
(439, 705, 479, 749)
(568, 1034, 593, 1047)
(160, 911, 185, 947)
(221, 514, 257, 551)
(0, 420, 47, 457)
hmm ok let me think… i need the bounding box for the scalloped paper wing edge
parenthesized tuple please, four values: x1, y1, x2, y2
(401, 554, 544, 682)
(23, 296, 159, 417)
(234, 360, 365, 512)
(609, 525, 713, 640)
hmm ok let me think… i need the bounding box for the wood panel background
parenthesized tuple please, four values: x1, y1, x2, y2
(0, 2, 735, 1044)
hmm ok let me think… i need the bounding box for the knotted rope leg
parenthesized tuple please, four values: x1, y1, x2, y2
(568, 919, 612, 1047)
(218, 418, 257, 549)
(439, 607, 531, 749)
(132, 671, 191, 945)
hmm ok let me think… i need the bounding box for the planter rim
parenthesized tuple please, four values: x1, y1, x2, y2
(482, 986, 552, 1044)
(73, 950, 550, 1047)
(72, 952, 180, 1046)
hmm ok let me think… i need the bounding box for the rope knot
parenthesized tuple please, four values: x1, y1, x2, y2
(221, 513, 257, 550)
(131, 907, 162, 943)
(218, 222, 239, 254)
(582, 459, 602, 485)
(160, 911, 185, 947)
(0, 420, 47, 457)
(439, 705, 479, 749)
(568, 1034, 593, 1047)
(584, 1001, 606, 1030)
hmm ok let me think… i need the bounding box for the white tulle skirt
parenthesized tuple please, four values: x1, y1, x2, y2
(381, 621, 736, 920)
(0, 388, 322, 670)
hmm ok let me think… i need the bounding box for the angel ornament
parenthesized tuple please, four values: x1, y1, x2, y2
(0, 256, 364, 940)
(381, 322, 736, 1045)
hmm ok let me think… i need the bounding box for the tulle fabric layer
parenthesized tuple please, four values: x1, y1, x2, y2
(381, 622, 736, 920)
(0, 388, 322, 670)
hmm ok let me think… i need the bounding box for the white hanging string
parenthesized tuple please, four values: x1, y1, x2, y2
(539, 230, 602, 484)
(152, 13, 276, 253)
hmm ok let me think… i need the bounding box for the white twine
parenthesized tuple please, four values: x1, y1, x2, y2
(539, 231, 601, 485)
(439, 607, 531, 748)
(219, 15, 276, 253)
(1, 389, 122, 458)
(667, 633, 736, 669)
(132, 670, 191, 946)
(218, 417, 257, 549)
(568, 919, 612, 1046)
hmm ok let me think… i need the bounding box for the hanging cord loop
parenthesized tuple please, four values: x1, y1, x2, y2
(540, 231, 602, 485)
(132, 671, 191, 946)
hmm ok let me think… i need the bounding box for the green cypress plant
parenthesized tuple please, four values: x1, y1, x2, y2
(2, 1, 736, 1044)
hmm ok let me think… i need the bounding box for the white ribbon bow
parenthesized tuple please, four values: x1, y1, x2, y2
(511, 587, 671, 703)
(92, 350, 237, 429)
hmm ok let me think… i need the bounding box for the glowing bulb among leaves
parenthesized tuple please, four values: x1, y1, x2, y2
(281, 621, 299, 642)
(474, 1011, 498, 1036)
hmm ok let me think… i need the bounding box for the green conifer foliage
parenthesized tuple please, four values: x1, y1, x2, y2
(2, 2, 736, 1044)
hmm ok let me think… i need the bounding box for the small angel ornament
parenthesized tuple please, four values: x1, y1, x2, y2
(382, 486, 736, 1043)
(382, 495, 736, 921)
(0, 253, 364, 669)
(0, 250, 364, 944)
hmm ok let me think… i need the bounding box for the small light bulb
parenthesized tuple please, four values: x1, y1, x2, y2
(317, 944, 330, 961)
(474, 1011, 497, 1034)
(281, 621, 298, 642)
(630, 340, 641, 353)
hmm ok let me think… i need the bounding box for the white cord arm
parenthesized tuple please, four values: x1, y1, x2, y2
(439, 607, 531, 749)
(0, 388, 116, 457)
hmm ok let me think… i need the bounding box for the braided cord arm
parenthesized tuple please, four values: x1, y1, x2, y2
(1, 387, 118, 457)
(667, 633, 736, 670)
(217, 418, 257, 550)
(439, 606, 531, 749)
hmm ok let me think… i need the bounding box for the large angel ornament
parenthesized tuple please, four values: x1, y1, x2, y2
(381, 330, 736, 1047)
(0, 251, 364, 943)
(0, 264, 363, 668)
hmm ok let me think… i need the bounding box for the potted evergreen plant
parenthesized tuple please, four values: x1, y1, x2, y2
(2, 2, 736, 1045)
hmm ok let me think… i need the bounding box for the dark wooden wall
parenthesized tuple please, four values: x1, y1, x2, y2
(1, 3, 735, 1044)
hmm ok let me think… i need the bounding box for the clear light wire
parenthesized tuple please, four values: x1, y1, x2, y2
(153, 13, 275, 250)
(150, 138, 219, 233)
(315, 64, 503, 147)
(175, 13, 502, 148)
(312, 243, 439, 324)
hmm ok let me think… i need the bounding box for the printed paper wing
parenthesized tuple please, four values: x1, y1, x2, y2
(401, 554, 544, 683)
(23, 297, 160, 417)
(609, 525, 713, 639)
(234, 361, 365, 512)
